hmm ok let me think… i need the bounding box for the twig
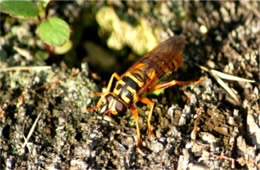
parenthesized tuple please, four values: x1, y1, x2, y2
(191, 108, 202, 144)
(205, 149, 257, 168)
(0, 66, 51, 72)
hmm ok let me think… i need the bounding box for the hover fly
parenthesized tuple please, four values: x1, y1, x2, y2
(86, 35, 203, 148)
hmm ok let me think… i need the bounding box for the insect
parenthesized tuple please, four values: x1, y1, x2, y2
(86, 35, 203, 148)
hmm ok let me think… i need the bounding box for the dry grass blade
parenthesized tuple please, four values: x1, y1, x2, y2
(197, 64, 255, 105)
(212, 73, 241, 104)
(13, 46, 33, 60)
(211, 70, 255, 82)
(22, 111, 42, 150)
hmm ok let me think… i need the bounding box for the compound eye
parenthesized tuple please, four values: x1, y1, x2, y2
(105, 94, 113, 103)
(115, 101, 127, 113)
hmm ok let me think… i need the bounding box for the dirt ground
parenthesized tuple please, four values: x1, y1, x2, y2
(0, 1, 259, 169)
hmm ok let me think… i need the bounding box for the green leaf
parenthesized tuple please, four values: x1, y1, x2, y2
(54, 40, 72, 55)
(37, 17, 70, 46)
(38, 0, 51, 10)
(0, 0, 39, 18)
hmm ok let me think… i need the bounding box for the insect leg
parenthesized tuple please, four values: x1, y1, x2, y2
(91, 92, 105, 97)
(139, 97, 155, 137)
(148, 77, 204, 92)
(106, 72, 121, 92)
(86, 95, 106, 112)
(91, 72, 121, 97)
(130, 105, 141, 148)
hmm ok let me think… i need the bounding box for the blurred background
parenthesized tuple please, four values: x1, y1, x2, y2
(1, 1, 258, 82)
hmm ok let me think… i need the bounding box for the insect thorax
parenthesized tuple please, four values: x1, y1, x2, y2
(112, 73, 144, 105)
